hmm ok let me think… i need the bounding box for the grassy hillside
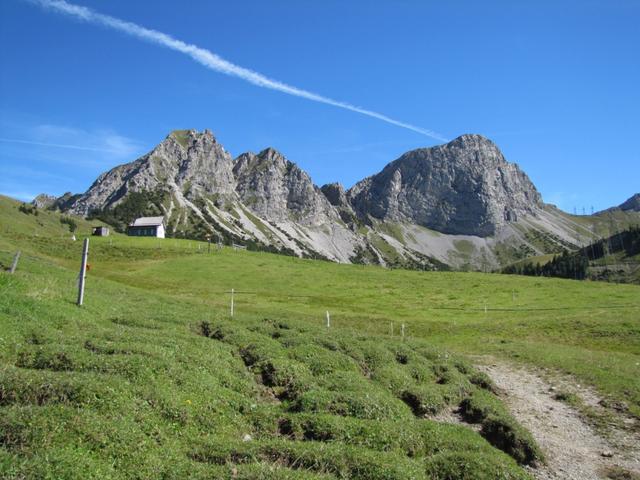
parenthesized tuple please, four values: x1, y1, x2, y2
(502, 227, 640, 284)
(1, 195, 639, 478)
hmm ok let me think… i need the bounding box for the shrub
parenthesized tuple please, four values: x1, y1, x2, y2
(59, 216, 78, 232)
(18, 203, 38, 216)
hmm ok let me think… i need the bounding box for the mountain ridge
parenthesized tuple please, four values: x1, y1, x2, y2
(37, 129, 640, 270)
(347, 134, 542, 237)
(598, 193, 640, 214)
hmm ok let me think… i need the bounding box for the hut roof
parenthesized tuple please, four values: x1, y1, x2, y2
(129, 216, 164, 227)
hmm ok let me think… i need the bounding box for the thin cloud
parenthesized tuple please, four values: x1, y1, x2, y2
(0, 120, 145, 167)
(0, 190, 39, 202)
(27, 0, 448, 142)
(0, 137, 134, 154)
(0, 121, 145, 198)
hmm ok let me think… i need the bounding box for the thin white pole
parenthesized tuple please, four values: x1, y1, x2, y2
(77, 238, 89, 306)
(230, 288, 235, 317)
(326, 311, 330, 328)
(9, 251, 21, 274)
(401, 323, 405, 341)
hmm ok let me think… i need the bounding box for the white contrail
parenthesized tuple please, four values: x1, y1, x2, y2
(27, 0, 448, 142)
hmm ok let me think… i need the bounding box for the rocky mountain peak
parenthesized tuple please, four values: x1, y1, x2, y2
(167, 128, 215, 145)
(65, 129, 235, 215)
(259, 146, 284, 159)
(448, 133, 497, 149)
(47, 127, 638, 269)
(618, 193, 640, 212)
(233, 148, 336, 226)
(32, 193, 57, 209)
(320, 182, 348, 207)
(348, 134, 542, 236)
(236, 147, 291, 172)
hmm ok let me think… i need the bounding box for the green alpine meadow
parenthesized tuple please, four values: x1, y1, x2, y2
(1, 195, 638, 479)
(3, 3, 640, 477)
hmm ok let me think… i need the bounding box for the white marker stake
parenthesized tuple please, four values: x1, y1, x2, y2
(326, 311, 330, 328)
(9, 251, 21, 274)
(77, 238, 89, 306)
(230, 288, 235, 317)
(401, 323, 405, 341)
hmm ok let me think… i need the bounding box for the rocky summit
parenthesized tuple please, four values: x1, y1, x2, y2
(44, 129, 640, 270)
(233, 147, 339, 227)
(348, 134, 541, 237)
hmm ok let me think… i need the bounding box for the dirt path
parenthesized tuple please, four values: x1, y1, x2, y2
(477, 362, 640, 480)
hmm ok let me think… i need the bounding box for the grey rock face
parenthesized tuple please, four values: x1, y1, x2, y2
(53, 192, 82, 211)
(32, 194, 57, 209)
(67, 129, 235, 215)
(233, 148, 338, 226)
(54, 128, 614, 269)
(348, 134, 542, 236)
(321, 183, 349, 208)
(321, 182, 358, 225)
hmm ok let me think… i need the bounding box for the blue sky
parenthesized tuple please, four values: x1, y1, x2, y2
(1, 0, 638, 212)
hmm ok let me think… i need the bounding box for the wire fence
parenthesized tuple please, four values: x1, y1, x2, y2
(2, 247, 640, 319)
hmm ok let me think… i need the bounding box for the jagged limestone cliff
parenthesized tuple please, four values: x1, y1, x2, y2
(348, 134, 541, 237)
(45, 129, 638, 270)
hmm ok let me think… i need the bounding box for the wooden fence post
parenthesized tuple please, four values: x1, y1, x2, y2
(9, 251, 21, 274)
(230, 288, 235, 317)
(77, 238, 89, 306)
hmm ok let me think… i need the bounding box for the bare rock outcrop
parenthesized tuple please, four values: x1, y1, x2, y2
(348, 134, 542, 236)
(67, 129, 235, 215)
(49, 129, 636, 269)
(31, 194, 57, 209)
(233, 148, 338, 227)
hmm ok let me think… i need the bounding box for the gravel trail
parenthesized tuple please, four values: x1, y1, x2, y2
(479, 362, 640, 480)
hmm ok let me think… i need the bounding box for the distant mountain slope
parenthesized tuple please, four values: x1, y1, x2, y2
(41, 129, 640, 270)
(502, 226, 640, 284)
(598, 193, 640, 214)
